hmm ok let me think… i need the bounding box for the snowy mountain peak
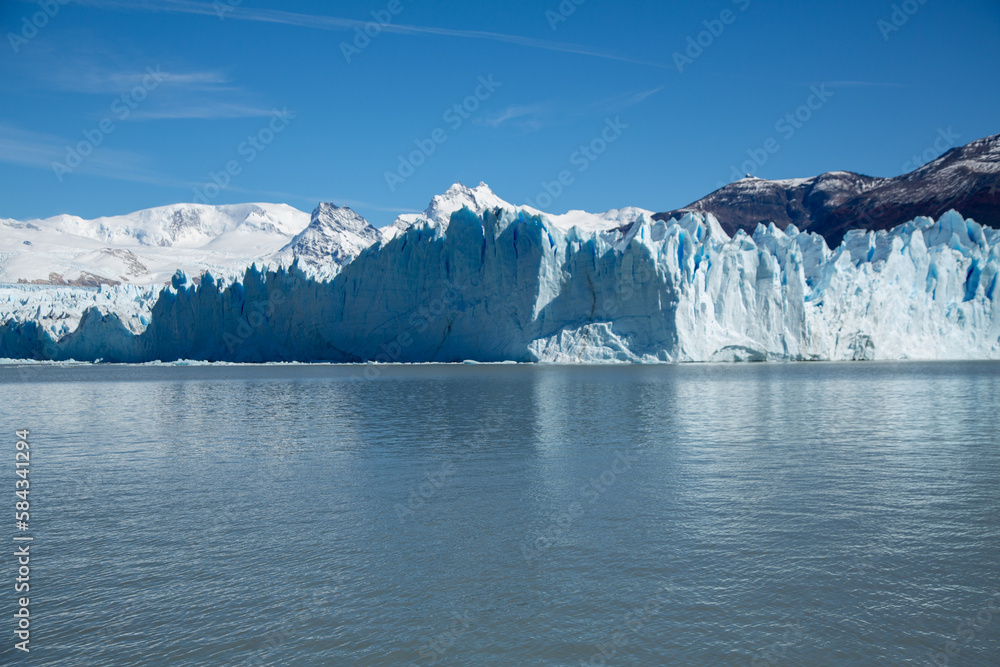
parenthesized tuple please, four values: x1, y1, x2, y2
(381, 181, 648, 242)
(380, 182, 513, 242)
(272, 203, 381, 272)
(425, 182, 512, 224)
(310, 203, 379, 238)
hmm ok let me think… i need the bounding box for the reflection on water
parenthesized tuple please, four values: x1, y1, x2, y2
(1, 361, 998, 665)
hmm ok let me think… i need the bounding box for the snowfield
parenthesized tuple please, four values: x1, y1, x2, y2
(0, 202, 310, 287)
(1, 185, 997, 363)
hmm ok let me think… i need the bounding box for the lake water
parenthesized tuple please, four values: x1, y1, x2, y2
(1, 361, 998, 666)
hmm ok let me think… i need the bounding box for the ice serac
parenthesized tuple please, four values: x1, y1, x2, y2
(1, 206, 997, 363)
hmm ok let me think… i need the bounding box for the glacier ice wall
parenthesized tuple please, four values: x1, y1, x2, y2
(1, 208, 997, 363)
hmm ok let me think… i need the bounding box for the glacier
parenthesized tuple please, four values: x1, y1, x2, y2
(1, 203, 997, 364)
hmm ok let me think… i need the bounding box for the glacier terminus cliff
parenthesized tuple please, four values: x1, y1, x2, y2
(1, 185, 996, 363)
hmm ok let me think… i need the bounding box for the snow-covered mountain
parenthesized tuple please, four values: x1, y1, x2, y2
(378, 183, 495, 242)
(381, 181, 518, 242)
(5, 132, 997, 292)
(0, 203, 310, 286)
(0, 183, 645, 288)
(381, 182, 651, 242)
(270, 203, 381, 274)
(656, 132, 1000, 244)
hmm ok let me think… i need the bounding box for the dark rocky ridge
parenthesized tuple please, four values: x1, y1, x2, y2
(652, 133, 1000, 245)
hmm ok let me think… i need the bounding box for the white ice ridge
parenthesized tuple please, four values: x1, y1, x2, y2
(0, 207, 997, 363)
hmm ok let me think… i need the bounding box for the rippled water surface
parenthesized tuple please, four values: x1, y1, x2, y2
(1, 361, 998, 666)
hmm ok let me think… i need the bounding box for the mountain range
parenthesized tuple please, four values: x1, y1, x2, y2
(1, 133, 997, 287)
(654, 133, 1000, 244)
(0, 182, 650, 287)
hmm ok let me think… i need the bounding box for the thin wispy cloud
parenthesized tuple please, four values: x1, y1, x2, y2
(476, 87, 662, 134)
(25, 59, 273, 120)
(0, 124, 147, 172)
(478, 104, 552, 129)
(714, 73, 910, 89)
(588, 86, 664, 114)
(66, 0, 669, 69)
(822, 80, 911, 88)
(625, 87, 663, 105)
(569, 86, 664, 120)
(129, 102, 278, 120)
(43, 67, 232, 95)
(0, 124, 384, 211)
(0, 123, 194, 190)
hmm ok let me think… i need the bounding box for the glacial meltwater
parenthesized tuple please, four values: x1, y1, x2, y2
(1, 361, 998, 666)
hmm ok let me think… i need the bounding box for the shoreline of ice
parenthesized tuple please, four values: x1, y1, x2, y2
(1, 208, 997, 364)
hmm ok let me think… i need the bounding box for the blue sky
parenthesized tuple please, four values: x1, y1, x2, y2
(1, 0, 998, 226)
